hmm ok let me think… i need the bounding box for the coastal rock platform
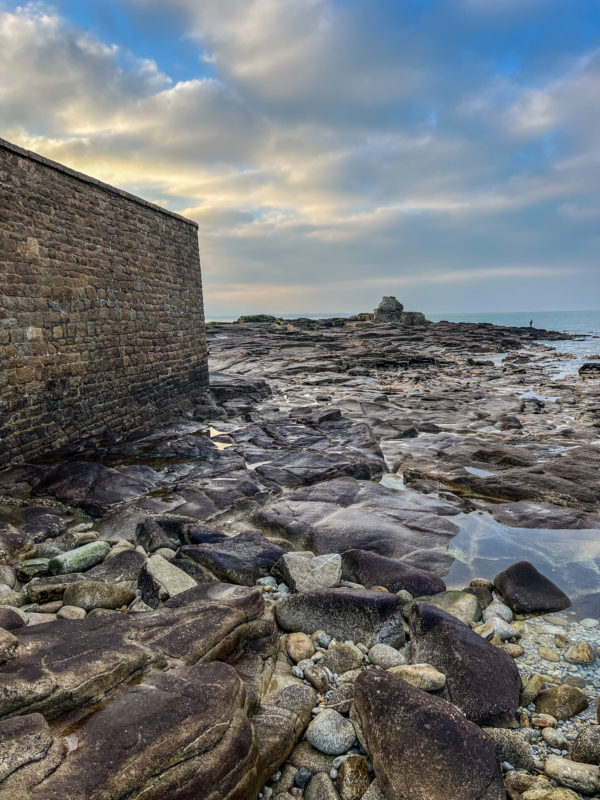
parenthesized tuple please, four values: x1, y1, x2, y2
(0, 314, 599, 799)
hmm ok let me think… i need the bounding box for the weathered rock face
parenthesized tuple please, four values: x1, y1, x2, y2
(341, 548, 445, 595)
(275, 588, 406, 648)
(373, 296, 404, 322)
(9, 663, 259, 800)
(351, 669, 506, 800)
(0, 583, 272, 721)
(494, 562, 570, 613)
(409, 602, 521, 725)
(255, 477, 459, 571)
(0, 712, 65, 797)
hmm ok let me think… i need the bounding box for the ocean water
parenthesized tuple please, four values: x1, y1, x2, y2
(427, 309, 600, 337)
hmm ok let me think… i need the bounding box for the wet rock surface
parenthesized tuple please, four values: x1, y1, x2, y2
(0, 314, 599, 798)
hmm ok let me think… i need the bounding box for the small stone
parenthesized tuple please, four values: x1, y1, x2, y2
(304, 772, 340, 800)
(521, 673, 546, 705)
(387, 663, 446, 691)
(473, 623, 494, 640)
(554, 634, 572, 649)
(57, 605, 87, 620)
(483, 602, 513, 623)
(128, 597, 152, 613)
(579, 618, 599, 628)
(304, 666, 329, 693)
(287, 632, 316, 662)
(293, 767, 312, 789)
(396, 590, 413, 604)
(545, 756, 600, 794)
(305, 709, 356, 755)
(542, 727, 568, 749)
(336, 754, 370, 800)
(565, 642, 595, 664)
(535, 685, 589, 720)
(313, 631, 332, 649)
(0, 627, 19, 663)
(367, 644, 406, 669)
(532, 713, 557, 728)
(503, 643, 525, 658)
(539, 646, 560, 662)
(483, 728, 536, 772)
(322, 642, 363, 675)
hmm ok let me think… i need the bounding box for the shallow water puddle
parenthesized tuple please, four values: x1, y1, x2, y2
(464, 466, 496, 478)
(445, 510, 600, 616)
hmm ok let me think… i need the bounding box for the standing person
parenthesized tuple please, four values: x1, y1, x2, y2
(529, 319, 533, 328)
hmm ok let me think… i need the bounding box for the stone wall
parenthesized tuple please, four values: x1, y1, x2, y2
(0, 138, 208, 466)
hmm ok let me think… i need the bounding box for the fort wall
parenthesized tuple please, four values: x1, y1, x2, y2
(0, 138, 208, 465)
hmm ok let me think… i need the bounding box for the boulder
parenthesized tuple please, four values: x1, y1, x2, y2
(545, 757, 600, 795)
(275, 552, 342, 592)
(409, 602, 521, 725)
(535, 685, 589, 720)
(0, 607, 27, 631)
(85, 549, 147, 586)
(62, 581, 135, 611)
(0, 628, 19, 663)
(493, 562, 570, 613)
(275, 588, 405, 648)
(305, 773, 341, 800)
(48, 542, 110, 575)
(138, 554, 197, 607)
(180, 531, 285, 586)
(373, 296, 404, 323)
(483, 727, 537, 771)
(409, 590, 481, 625)
(341, 549, 445, 595)
(351, 669, 505, 800)
(571, 725, 600, 765)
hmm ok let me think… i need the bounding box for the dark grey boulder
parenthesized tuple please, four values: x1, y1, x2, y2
(351, 669, 505, 800)
(341, 549, 445, 595)
(85, 549, 147, 586)
(275, 588, 405, 648)
(0, 607, 27, 631)
(572, 725, 600, 765)
(180, 531, 285, 585)
(409, 602, 521, 725)
(493, 561, 570, 613)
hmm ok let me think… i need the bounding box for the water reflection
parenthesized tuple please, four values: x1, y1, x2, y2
(445, 510, 600, 618)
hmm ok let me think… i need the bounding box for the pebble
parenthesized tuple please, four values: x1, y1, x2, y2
(387, 663, 446, 691)
(367, 643, 406, 669)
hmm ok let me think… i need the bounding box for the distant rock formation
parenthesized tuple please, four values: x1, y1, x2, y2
(355, 296, 428, 326)
(374, 296, 404, 322)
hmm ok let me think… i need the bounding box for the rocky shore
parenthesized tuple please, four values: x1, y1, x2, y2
(0, 308, 599, 799)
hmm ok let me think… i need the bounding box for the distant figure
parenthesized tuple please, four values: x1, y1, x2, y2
(529, 319, 533, 328)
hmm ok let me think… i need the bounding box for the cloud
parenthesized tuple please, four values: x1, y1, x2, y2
(0, 0, 598, 315)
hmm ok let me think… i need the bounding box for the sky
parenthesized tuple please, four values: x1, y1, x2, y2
(1, 0, 599, 317)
